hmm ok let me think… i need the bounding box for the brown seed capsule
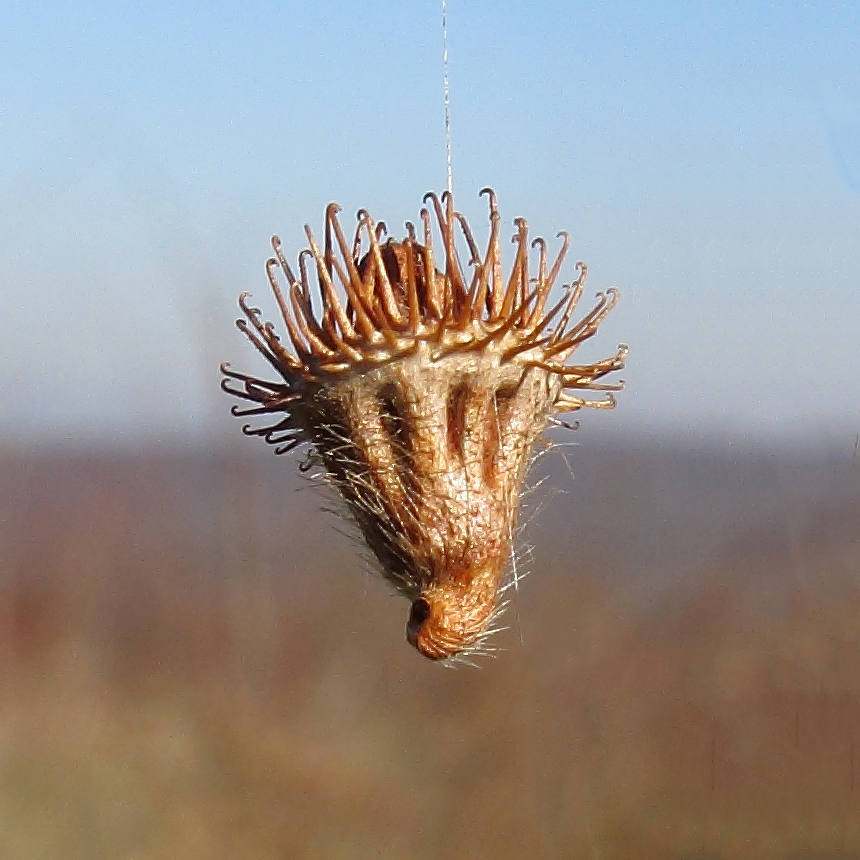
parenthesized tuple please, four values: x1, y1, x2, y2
(221, 189, 626, 661)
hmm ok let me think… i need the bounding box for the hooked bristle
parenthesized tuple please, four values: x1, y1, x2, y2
(222, 189, 626, 661)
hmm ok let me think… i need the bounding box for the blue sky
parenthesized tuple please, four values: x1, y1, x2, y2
(1, 1, 858, 448)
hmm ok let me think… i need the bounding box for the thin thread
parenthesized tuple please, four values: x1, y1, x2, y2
(441, 0, 453, 195)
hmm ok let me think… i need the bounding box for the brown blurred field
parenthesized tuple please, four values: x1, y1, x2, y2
(0, 437, 858, 859)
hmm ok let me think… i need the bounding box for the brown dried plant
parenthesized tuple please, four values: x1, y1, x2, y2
(221, 189, 625, 661)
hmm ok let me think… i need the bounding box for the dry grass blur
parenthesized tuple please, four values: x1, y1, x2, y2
(0, 438, 858, 859)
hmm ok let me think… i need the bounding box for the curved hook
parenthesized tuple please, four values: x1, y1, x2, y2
(479, 186, 498, 212)
(221, 378, 246, 398)
(270, 235, 300, 289)
(510, 217, 529, 248)
(238, 292, 262, 322)
(298, 249, 315, 296)
(423, 192, 447, 231)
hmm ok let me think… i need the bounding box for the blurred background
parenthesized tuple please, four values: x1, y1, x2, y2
(1, 1, 859, 857)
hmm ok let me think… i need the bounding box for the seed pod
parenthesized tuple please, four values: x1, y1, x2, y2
(221, 189, 626, 661)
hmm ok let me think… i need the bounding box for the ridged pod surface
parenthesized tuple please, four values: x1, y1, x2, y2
(222, 189, 626, 661)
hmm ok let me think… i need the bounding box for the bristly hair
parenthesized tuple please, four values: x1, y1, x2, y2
(222, 188, 626, 662)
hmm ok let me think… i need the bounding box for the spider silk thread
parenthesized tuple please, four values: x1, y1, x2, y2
(442, 0, 453, 196)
